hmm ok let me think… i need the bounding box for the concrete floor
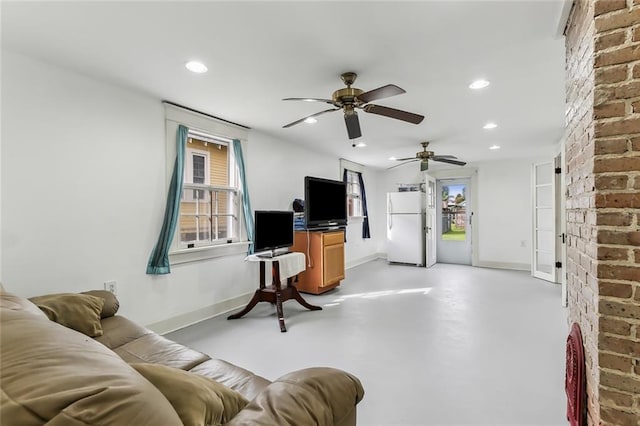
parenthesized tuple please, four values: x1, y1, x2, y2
(167, 260, 569, 426)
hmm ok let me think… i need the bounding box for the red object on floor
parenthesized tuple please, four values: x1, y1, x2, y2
(565, 322, 586, 426)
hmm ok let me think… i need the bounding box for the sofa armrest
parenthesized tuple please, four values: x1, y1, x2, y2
(227, 367, 364, 426)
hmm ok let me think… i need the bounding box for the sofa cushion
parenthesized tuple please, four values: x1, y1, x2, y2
(29, 293, 104, 337)
(132, 363, 249, 426)
(81, 289, 120, 318)
(227, 367, 365, 426)
(190, 358, 271, 401)
(0, 291, 48, 319)
(114, 332, 210, 370)
(0, 299, 183, 426)
(94, 315, 153, 350)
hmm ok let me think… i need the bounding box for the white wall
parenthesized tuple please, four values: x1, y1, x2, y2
(1, 51, 382, 329)
(474, 159, 541, 270)
(244, 131, 383, 267)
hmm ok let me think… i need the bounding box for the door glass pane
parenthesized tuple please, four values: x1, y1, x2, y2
(536, 230, 553, 251)
(536, 207, 552, 229)
(536, 250, 553, 274)
(536, 163, 552, 185)
(536, 185, 552, 207)
(428, 180, 435, 209)
(441, 183, 466, 241)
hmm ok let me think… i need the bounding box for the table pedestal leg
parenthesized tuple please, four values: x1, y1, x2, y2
(227, 289, 262, 320)
(275, 288, 286, 332)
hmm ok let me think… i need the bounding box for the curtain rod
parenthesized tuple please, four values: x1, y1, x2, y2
(162, 101, 251, 130)
(339, 158, 365, 167)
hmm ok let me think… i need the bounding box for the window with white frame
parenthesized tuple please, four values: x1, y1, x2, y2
(345, 169, 363, 218)
(164, 102, 250, 263)
(179, 131, 240, 248)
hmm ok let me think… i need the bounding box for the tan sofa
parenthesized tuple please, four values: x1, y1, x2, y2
(0, 289, 364, 425)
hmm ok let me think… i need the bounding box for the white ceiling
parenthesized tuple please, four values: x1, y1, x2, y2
(2, 1, 569, 170)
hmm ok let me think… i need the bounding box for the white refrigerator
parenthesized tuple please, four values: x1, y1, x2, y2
(386, 191, 425, 266)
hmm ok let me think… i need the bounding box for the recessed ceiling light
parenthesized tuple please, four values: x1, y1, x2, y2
(356, 142, 367, 148)
(483, 122, 498, 129)
(185, 61, 208, 73)
(389, 156, 397, 161)
(304, 117, 318, 124)
(489, 145, 501, 150)
(469, 79, 490, 90)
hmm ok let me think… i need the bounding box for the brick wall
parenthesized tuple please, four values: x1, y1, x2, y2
(565, 0, 600, 422)
(593, 0, 640, 423)
(566, 0, 640, 424)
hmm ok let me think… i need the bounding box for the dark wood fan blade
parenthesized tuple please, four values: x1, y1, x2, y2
(433, 158, 467, 166)
(420, 160, 429, 172)
(395, 156, 417, 161)
(357, 84, 405, 103)
(344, 112, 362, 139)
(283, 108, 339, 128)
(363, 104, 424, 124)
(283, 97, 335, 104)
(387, 159, 419, 170)
(432, 155, 458, 160)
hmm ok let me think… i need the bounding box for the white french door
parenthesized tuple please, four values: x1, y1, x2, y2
(532, 162, 556, 282)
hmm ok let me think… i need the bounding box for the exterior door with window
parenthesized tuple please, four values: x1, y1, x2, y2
(436, 178, 472, 265)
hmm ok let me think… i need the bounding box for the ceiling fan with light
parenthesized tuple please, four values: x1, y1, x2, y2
(282, 72, 424, 140)
(389, 142, 467, 171)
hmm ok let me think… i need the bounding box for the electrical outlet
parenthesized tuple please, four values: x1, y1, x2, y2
(104, 280, 117, 295)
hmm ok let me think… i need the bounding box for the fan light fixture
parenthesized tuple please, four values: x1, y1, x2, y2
(283, 72, 424, 140)
(304, 117, 318, 124)
(483, 122, 498, 129)
(489, 145, 501, 150)
(469, 79, 490, 89)
(185, 61, 208, 73)
(388, 142, 467, 171)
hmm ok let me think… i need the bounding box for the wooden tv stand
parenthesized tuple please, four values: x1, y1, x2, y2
(291, 230, 345, 294)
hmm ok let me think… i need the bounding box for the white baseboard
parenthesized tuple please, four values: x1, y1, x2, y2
(346, 252, 385, 270)
(146, 257, 529, 335)
(150, 255, 385, 334)
(475, 261, 530, 271)
(146, 291, 254, 335)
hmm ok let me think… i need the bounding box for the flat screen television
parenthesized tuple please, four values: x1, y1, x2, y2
(304, 176, 348, 229)
(253, 210, 294, 256)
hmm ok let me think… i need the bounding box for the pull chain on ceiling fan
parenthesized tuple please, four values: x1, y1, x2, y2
(282, 72, 424, 140)
(389, 142, 467, 171)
